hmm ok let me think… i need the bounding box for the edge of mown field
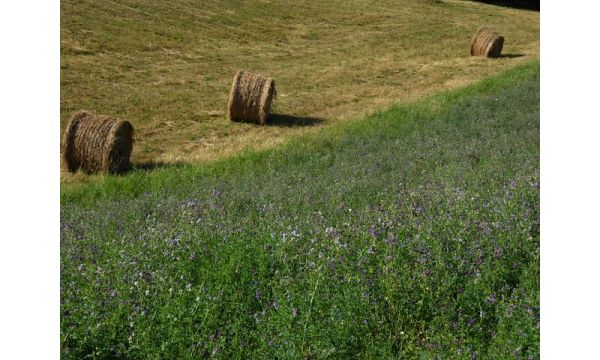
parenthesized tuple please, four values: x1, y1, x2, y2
(60, 60, 539, 206)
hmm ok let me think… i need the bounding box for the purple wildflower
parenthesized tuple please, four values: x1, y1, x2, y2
(166, 235, 180, 246)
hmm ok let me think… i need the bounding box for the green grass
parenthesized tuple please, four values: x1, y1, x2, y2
(61, 0, 539, 172)
(61, 62, 539, 358)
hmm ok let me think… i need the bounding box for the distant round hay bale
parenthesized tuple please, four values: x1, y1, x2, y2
(62, 111, 134, 174)
(471, 28, 504, 58)
(227, 70, 276, 125)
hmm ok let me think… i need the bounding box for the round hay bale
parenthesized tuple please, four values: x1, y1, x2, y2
(227, 70, 276, 125)
(61, 111, 134, 174)
(470, 28, 504, 58)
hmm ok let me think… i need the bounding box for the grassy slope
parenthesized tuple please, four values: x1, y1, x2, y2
(61, 62, 539, 358)
(61, 0, 539, 176)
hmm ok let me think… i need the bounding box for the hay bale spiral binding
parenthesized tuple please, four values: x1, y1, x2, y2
(471, 28, 504, 58)
(228, 70, 276, 125)
(62, 111, 134, 174)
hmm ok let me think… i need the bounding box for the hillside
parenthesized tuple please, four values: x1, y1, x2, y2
(61, 0, 539, 179)
(61, 62, 540, 358)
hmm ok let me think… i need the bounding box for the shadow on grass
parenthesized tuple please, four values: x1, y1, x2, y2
(267, 114, 325, 127)
(500, 53, 525, 59)
(132, 161, 188, 172)
(471, 0, 539, 11)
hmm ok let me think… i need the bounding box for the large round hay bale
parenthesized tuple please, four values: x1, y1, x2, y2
(471, 28, 504, 58)
(227, 70, 276, 125)
(61, 111, 134, 174)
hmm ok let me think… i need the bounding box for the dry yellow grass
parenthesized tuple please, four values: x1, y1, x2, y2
(60, 0, 539, 181)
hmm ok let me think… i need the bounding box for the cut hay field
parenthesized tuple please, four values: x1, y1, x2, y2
(60, 0, 539, 181)
(61, 62, 539, 358)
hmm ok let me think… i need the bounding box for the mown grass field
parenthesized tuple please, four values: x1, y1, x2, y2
(61, 62, 539, 358)
(60, 0, 539, 182)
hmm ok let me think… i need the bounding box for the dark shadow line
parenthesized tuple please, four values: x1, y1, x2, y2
(132, 161, 188, 172)
(267, 114, 325, 127)
(499, 53, 525, 59)
(470, 0, 539, 11)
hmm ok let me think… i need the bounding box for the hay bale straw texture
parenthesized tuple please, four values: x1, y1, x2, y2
(62, 111, 134, 174)
(471, 28, 504, 58)
(228, 70, 276, 125)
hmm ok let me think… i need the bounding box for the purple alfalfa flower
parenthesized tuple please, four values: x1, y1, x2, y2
(485, 294, 497, 305)
(166, 235, 180, 246)
(476, 220, 492, 236)
(494, 246, 502, 258)
(185, 199, 197, 208)
(369, 226, 377, 238)
(255, 290, 262, 300)
(325, 226, 340, 241)
(384, 234, 398, 246)
(526, 305, 540, 322)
